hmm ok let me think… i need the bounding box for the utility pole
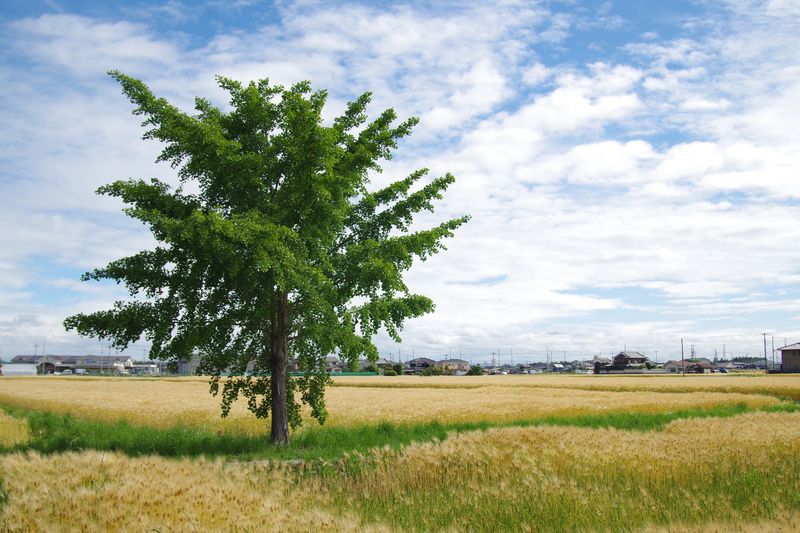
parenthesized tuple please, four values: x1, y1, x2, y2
(762, 333, 768, 373)
(772, 337, 775, 370)
(510, 348, 513, 366)
(34, 343, 38, 356)
(681, 338, 685, 376)
(654, 350, 658, 363)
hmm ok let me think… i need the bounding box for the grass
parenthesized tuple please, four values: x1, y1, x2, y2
(2, 401, 795, 461)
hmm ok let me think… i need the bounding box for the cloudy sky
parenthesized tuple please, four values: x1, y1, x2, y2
(1, 0, 800, 363)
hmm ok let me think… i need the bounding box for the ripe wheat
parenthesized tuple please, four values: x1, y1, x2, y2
(0, 376, 784, 433)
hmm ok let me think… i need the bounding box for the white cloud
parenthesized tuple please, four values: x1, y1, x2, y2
(1, 1, 799, 359)
(8, 14, 180, 78)
(521, 62, 551, 86)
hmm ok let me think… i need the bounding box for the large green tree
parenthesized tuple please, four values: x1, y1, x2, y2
(64, 71, 468, 444)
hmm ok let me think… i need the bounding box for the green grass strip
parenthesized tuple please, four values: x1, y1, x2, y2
(1, 401, 796, 461)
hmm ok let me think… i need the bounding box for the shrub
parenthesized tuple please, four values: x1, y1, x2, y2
(383, 369, 398, 376)
(467, 365, 484, 376)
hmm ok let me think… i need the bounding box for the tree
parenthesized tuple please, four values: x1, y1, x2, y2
(64, 72, 468, 444)
(467, 365, 484, 376)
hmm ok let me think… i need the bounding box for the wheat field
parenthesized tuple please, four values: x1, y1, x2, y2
(1, 411, 798, 531)
(0, 451, 381, 532)
(0, 375, 790, 434)
(332, 373, 800, 399)
(1, 374, 799, 531)
(327, 410, 800, 531)
(0, 411, 29, 448)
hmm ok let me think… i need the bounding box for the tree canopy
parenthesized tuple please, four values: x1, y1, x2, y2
(65, 71, 468, 443)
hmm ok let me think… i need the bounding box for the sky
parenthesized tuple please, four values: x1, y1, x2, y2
(1, 0, 800, 364)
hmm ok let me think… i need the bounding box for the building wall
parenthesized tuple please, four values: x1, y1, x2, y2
(1, 364, 37, 376)
(783, 350, 800, 372)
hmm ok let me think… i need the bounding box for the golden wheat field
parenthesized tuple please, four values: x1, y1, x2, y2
(2, 374, 800, 531)
(333, 373, 800, 399)
(0, 451, 380, 532)
(327, 410, 800, 531)
(0, 375, 792, 434)
(0, 411, 28, 448)
(1, 411, 799, 532)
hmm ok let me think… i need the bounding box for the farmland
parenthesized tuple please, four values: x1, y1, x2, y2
(0, 375, 787, 433)
(1, 374, 799, 531)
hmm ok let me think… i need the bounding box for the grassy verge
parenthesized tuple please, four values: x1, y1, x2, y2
(2, 401, 796, 461)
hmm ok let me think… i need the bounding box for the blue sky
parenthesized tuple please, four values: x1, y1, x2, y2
(2, 0, 800, 363)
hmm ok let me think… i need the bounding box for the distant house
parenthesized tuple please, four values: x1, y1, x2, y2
(435, 358, 470, 374)
(76, 355, 135, 375)
(694, 359, 713, 373)
(47, 355, 78, 373)
(130, 361, 160, 375)
(612, 351, 648, 366)
(529, 362, 549, 373)
(665, 360, 705, 374)
(596, 351, 661, 374)
(10, 354, 137, 375)
(778, 343, 800, 373)
(406, 357, 436, 374)
(10, 355, 39, 364)
(356, 358, 389, 372)
(325, 356, 345, 373)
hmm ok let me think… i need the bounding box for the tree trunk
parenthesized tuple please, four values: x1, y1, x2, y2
(270, 292, 290, 445)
